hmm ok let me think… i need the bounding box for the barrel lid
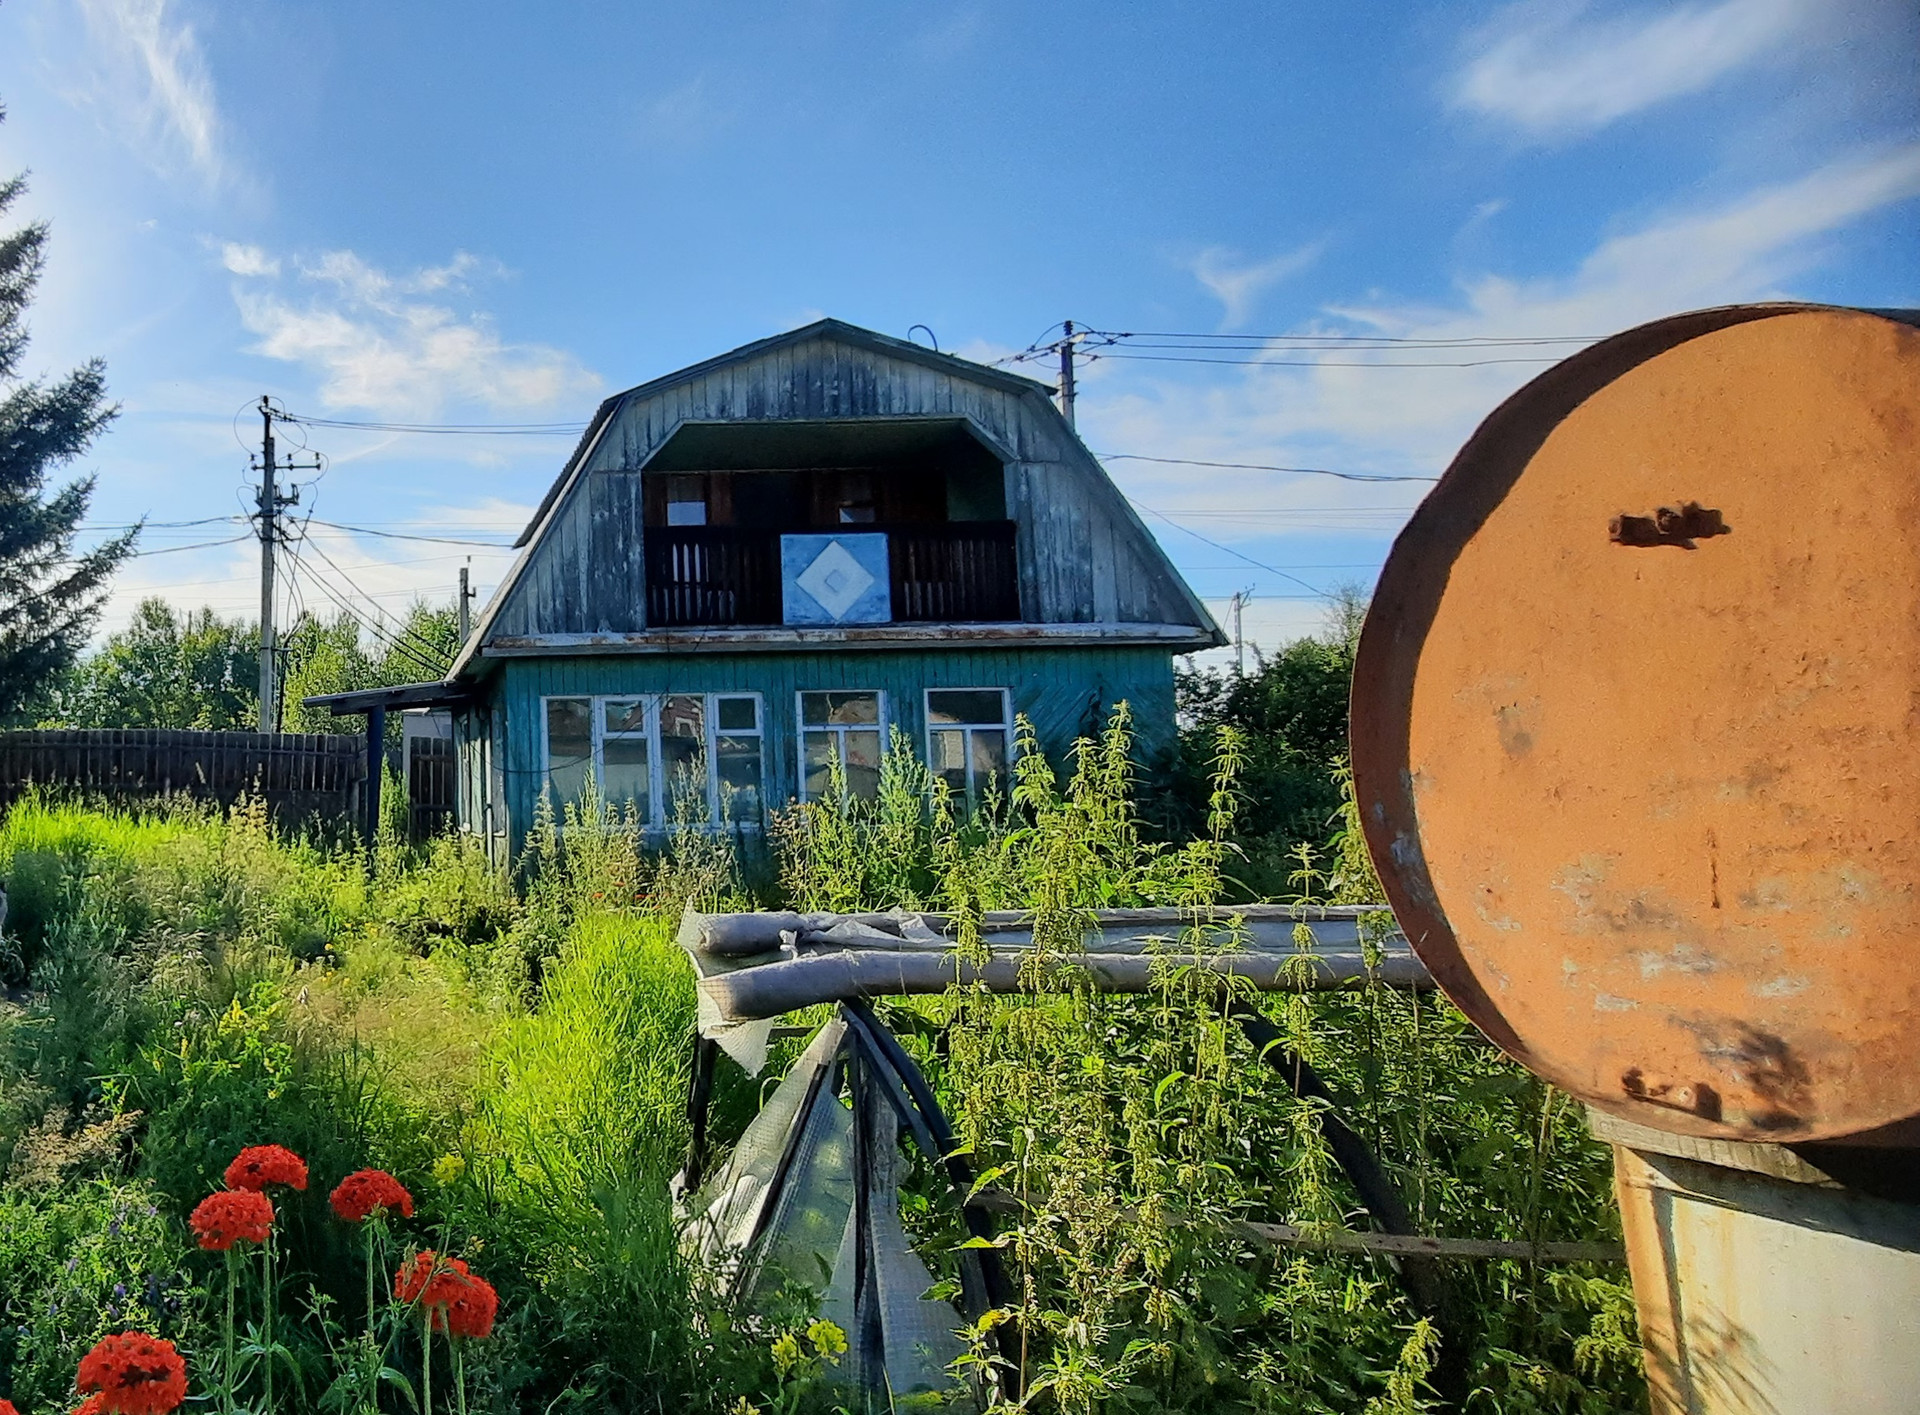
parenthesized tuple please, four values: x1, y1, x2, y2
(1351, 304, 1920, 1143)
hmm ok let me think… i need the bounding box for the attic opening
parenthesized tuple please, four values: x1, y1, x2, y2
(639, 418, 1021, 628)
(639, 418, 1008, 529)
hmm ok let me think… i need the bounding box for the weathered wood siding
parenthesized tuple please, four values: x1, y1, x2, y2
(473, 644, 1175, 854)
(486, 328, 1210, 640)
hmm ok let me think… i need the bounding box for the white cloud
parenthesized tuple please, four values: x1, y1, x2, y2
(71, 0, 228, 188)
(220, 243, 278, 278)
(1453, 0, 1812, 136)
(1190, 243, 1324, 329)
(1082, 142, 1920, 527)
(225, 247, 602, 417)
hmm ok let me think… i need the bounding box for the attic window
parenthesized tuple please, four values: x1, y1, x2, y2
(666, 474, 708, 527)
(835, 472, 876, 524)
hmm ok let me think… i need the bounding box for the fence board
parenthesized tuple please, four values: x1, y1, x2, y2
(0, 728, 367, 826)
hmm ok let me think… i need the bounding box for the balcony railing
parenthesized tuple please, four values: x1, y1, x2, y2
(644, 522, 1020, 628)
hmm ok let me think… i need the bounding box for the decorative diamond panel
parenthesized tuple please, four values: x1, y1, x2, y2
(780, 533, 892, 625)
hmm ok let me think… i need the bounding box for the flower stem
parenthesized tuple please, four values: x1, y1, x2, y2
(264, 1229, 277, 1415)
(421, 1309, 432, 1415)
(224, 1249, 237, 1415)
(453, 1339, 467, 1415)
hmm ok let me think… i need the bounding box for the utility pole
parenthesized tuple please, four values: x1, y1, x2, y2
(252, 398, 315, 733)
(458, 561, 474, 643)
(1058, 320, 1078, 429)
(1231, 590, 1246, 677)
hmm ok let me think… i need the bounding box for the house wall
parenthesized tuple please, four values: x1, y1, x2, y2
(485, 333, 1210, 640)
(461, 644, 1177, 856)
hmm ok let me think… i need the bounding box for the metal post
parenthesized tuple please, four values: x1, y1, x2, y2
(257, 399, 277, 733)
(365, 705, 386, 840)
(1058, 320, 1077, 429)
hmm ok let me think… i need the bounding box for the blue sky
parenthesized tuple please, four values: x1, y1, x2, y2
(1, 0, 1915, 664)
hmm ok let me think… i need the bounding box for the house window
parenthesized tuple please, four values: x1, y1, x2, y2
(798, 690, 886, 799)
(926, 688, 1011, 798)
(543, 693, 763, 827)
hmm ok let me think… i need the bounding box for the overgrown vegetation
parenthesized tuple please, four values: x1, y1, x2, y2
(0, 713, 1643, 1414)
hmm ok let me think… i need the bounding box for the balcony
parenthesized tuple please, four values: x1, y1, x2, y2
(645, 521, 1020, 628)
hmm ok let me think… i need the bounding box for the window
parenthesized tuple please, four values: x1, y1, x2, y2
(798, 690, 886, 799)
(665, 473, 708, 526)
(543, 693, 763, 827)
(926, 688, 1010, 798)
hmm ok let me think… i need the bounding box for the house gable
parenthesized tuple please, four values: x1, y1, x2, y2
(457, 320, 1221, 674)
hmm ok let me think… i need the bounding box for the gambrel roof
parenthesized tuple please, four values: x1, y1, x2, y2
(452, 319, 1222, 677)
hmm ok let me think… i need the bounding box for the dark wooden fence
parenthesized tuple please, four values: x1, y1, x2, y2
(0, 729, 366, 824)
(407, 736, 455, 840)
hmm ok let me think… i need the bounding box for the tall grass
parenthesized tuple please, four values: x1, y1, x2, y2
(0, 721, 1641, 1415)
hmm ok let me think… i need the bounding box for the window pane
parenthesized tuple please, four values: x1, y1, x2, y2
(545, 699, 591, 806)
(660, 696, 708, 822)
(843, 729, 882, 800)
(801, 690, 879, 726)
(717, 696, 758, 731)
(602, 735, 650, 818)
(801, 731, 838, 798)
(604, 699, 647, 735)
(970, 729, 1007, 787)
(927, 689, 1006, 727)
(930, 728, 968, 795)
(717, 734, 763, 820)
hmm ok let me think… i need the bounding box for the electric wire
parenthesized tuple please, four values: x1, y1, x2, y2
(294, 534, 455, 669)
(1099, 452, 1436, 484)
(301, 519, 518, 548)
(1128, 498, 1338, 601)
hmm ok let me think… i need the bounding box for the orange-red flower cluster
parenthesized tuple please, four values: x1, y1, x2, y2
(189, 1190, 274, 1251)
(394, 1252, 499, 1339)
(2, 1397, 21, 1415)
(224, 1144, 308, 1192)
(72, 1396, 106, 1415)
(330, 1169, 414, 1223)
(76, 1333, 188, 1415)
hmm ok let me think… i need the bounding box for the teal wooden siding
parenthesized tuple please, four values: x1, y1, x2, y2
(477, 644, 1174, 852)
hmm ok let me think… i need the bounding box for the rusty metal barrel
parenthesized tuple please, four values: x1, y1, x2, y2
(1351, 303, 1920, 1413)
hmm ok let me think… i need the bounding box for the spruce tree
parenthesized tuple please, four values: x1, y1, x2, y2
(0, 101, 136, 720)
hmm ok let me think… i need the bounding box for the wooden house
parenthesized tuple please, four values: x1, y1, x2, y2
(307, 319, 1222, 857)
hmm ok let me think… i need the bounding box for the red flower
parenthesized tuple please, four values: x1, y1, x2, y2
(394, 1252, 500, 1338)
(72, 1398, 107, 1415)
(189, 1190, 274, 1251)
(330, 1169, 414, 1223)
(224, 1144, 308, 1192)
(444, 1270, 499, 1339)
(3, 1398, 20, 1415)
(76, 1332, 188, 1415)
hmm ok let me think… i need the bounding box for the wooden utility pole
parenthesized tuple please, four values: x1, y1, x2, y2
(1231, 590, 1246, 677)
(458, 562, 474, 643)
(252, 398, 314, 733)
(1058, 320, 1078, 429)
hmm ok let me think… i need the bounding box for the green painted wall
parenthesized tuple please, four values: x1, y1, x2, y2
(463, 643, 1175, 853)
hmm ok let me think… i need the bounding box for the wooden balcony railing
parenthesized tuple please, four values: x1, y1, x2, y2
(644, 522, 1020, 628)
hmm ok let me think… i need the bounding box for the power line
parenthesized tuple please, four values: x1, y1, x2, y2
(282, 412, 588, 436)
(126, 534, 255, 558)
(302, 519, 518, 548)
(1100, 452, 1436, 484)
(1128, 499, 1333, 601)
(1086, 351, 1559, 369)
(282, 545, 448, 679)
(294, 533, 455, 666)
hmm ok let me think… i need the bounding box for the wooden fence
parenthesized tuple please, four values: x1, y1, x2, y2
(407, 736, 455, 840)
(0, 729, 367, 824)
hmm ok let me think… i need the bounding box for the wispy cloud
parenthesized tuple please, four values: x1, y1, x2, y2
(71, 0, 228, 188)
(1087, 142, 1920, 524)
(1453, 0, 1812, 137)
(1190, 243, 1325, 329)
(225, 247, 603, 417)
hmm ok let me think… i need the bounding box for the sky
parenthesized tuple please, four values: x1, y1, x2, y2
(0, 0, 1915, 668)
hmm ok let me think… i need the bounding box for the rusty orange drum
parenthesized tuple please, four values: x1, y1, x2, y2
(1351, 304, 1920, 1143)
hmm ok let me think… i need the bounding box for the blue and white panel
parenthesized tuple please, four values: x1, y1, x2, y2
(780, 533, 892, 625)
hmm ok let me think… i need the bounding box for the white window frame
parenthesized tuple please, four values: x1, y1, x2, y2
(923, 687, 1013, 798)
(540, 692, 764, 829)
(795, 689, 890, 801)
